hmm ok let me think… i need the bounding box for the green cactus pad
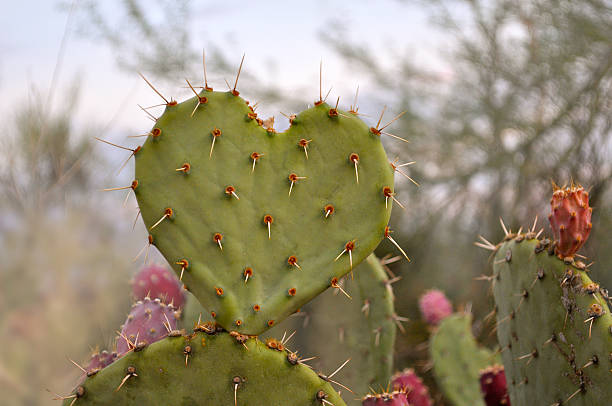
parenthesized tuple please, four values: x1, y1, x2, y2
(430, 313, 497, 406)
(133, 90, 394, 334)
(63, 330, 346, 406)
(271, 254, 397, 403)
(492, 236, 612, 406)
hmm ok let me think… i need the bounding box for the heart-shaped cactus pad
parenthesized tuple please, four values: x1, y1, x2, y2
(134, 90, 395, 334)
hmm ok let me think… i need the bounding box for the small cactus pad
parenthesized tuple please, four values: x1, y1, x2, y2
(548, 183, 592, 259)
(479, 365, 510, 406)
(116, 297, 179, 356)
(391, 368, 433, 406)
(134, 90, 394, 334)
(418, 289, 452, 326)
(63, 330, 346, 406)
(492, 236, 612, 406)
(271, 254, 397, 401)
(430, 313, 497, 406)
(131, 264, 186, 308)
(362, 391, 408, 406)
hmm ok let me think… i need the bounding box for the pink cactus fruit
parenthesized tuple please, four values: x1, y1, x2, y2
(79, 349, 117, 382)
(479, 365, 511, 406)
(418, 289, 452, 326)
(116, 297, 179, 356)
(84, 350, 117, 374)
(362, 391, 409, 406)
(548, 182, 592, 259)
(391, 368, 433, 406)
(131, 264, 186, 308)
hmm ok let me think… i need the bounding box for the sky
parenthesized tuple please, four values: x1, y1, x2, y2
(0, 1, 450, 124)
(0, 0, 456, 189)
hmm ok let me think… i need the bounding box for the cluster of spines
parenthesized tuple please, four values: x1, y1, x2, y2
(362, 391, 409, 406)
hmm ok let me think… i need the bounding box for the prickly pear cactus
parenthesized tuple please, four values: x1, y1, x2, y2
(492, 235, 612, 406)
(133, 90, 394, 334)
(269, 254, 397, 402)
(116, 297, 179, 355)
(63, 330, 346, 406)
(131, 264, 186, 308)
(479, 365, 510, 406)
(430, 313, 497, 406)
(419, 289, 452, 326)
(83, 350, 117, 378)
(391, 369, 433, 406)
(362, 391, 408, 406)
(180, 290, 209, 330)
(548, 182, 592, 259)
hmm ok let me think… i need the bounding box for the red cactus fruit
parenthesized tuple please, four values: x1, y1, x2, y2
(418, 289, 453, 326)
(362, 391, 409, 406)
(116, 297, 179, 356)
(479, 365, 510, 406)
(131, 264, 186, 308)
(85, 350, 117, 374)
(548, 182, 592, 259)
(391, 368, 433, 406)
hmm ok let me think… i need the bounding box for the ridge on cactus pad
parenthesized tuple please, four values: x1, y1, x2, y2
(548, 181, 592, 259)
(63, 330, 347, 406)
(133, 87, 395, 334)
(391, 368, 433, 406)
(116, 297, 179, 356)
(491, 234, 612, 406)
(131, 264, 185, 308)
(479, 365, 510, 406)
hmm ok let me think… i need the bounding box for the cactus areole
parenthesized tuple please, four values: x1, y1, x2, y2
(134, 90, 394, 334)
(548, 182, 592, 259)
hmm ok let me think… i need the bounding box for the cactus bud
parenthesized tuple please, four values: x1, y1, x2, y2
(419, 289, 452, 326)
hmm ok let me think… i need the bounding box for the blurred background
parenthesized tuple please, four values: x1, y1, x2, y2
(1, 0, 611, 404)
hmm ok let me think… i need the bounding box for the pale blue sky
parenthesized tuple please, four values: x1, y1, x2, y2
(1, 1, 451, 129)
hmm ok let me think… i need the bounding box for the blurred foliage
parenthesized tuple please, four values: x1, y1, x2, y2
(0, 88, 141, 404)
(325, 0, 612, 385)
(0, 82, 94, 212)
